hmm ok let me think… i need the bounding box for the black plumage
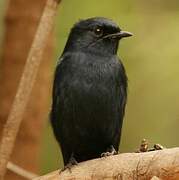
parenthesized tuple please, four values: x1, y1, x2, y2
(50, 17, 132, 166)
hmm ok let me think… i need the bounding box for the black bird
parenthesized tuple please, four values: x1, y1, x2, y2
(51, 17, 132, 167)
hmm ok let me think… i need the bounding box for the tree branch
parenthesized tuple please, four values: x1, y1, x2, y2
(7, 162, 38, 179)
(34, 147, 179, 180)
(0, 0, 60, 178)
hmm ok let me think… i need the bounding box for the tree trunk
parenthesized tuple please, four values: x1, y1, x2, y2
(0, 0, 54, 179)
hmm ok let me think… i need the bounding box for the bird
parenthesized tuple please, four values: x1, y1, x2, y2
(50, 17, 132, 168)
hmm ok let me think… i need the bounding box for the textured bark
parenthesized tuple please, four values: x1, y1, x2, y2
(0, 0, 54, 179)
(34, 148, 179, 180)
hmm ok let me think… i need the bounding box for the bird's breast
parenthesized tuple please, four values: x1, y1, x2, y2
(57, 53, 126, 141)
(65, 60, 120, 134)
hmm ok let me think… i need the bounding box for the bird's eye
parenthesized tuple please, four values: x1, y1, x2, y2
(94, 27, 103, 37)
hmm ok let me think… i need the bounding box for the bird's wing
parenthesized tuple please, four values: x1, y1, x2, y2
(117, 58, 128, 117)
(50, 53, 78, 164)
(50, 56, 65, 134)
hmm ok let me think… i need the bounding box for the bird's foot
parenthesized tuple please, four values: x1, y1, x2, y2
(101, 145, 118, 157)
(59, 156, 78, 174)
(135, 139, 165, 153)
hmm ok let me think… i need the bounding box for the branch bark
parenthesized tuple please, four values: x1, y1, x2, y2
(34, 147, 179, 180)
(0, 0, 60, 178)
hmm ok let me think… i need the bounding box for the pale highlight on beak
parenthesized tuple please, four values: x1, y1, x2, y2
(118, 31, 133, 38)
(110, 31, 133, 39)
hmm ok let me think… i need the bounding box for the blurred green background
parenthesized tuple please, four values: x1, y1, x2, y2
(1, 0, 179, 175)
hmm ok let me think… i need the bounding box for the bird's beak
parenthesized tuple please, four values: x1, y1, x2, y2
(112, 31, 133, 39)
(118, 31, 133, 38)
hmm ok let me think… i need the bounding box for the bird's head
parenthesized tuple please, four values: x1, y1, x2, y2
(63, 17, 132, 56)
